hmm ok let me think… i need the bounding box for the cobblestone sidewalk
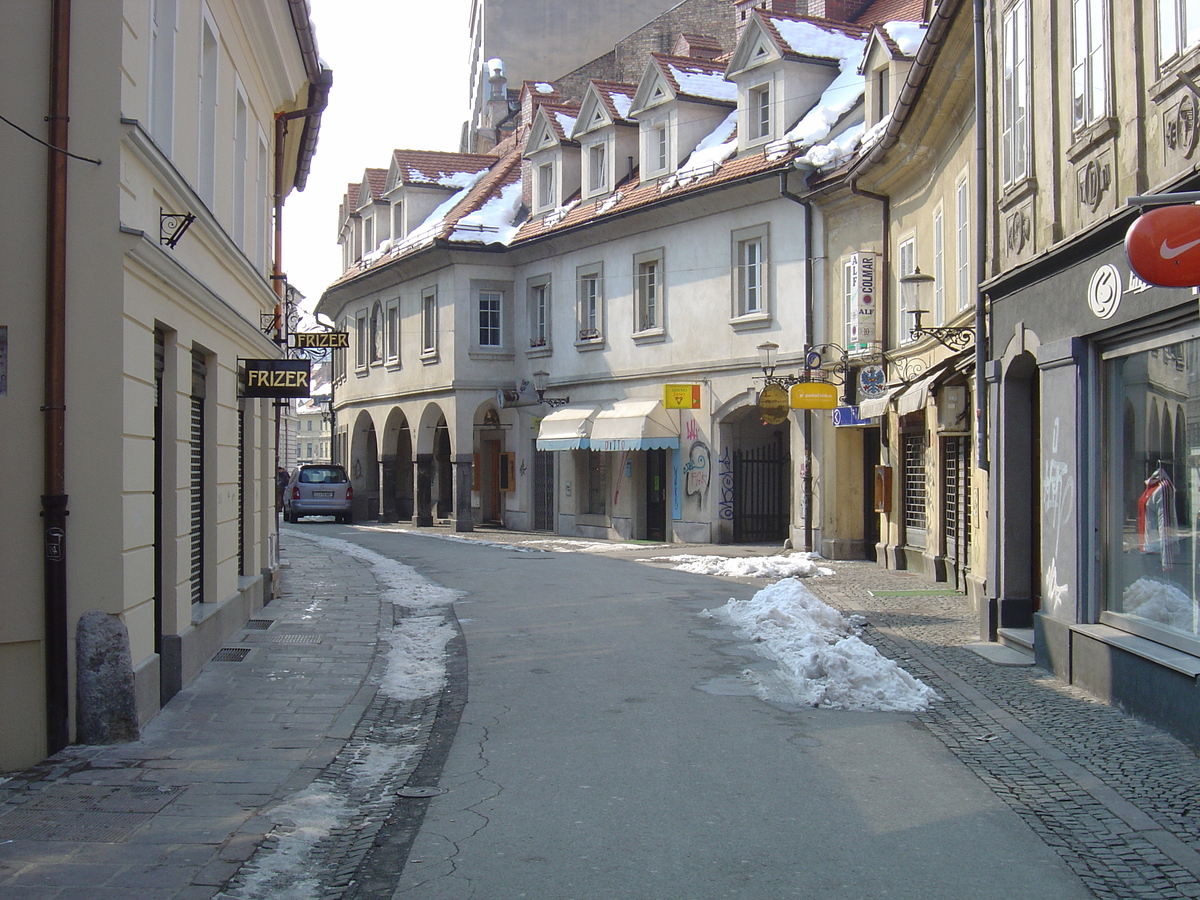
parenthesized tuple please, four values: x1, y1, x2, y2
(806, 561, 1200, 900)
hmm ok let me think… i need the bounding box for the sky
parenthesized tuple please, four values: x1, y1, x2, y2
(283, 0, 472, 314)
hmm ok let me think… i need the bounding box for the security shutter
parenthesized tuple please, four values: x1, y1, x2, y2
(903, 427, 927, 549)
(189, 352, 206, 604)
(154, 333, 165, 651)
(237, 397, 246, 576)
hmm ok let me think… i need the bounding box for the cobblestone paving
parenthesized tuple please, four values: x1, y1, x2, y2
(806, 561, 1200, 900)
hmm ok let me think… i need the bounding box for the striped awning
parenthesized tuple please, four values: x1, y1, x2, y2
(535, 406, 598, 450)
(590, 400, 680, 451)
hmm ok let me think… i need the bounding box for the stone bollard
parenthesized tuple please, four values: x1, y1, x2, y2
(76, 610, 139, 744)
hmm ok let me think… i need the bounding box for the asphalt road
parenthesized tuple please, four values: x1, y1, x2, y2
(332, 526, 1093, 900)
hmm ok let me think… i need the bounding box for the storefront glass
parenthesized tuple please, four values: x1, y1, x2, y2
(1104, 330, 1200, 644)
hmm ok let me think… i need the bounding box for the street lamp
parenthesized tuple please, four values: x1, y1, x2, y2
(756, 341, 779, 380)
(900, 268, 974, 351)
(531, 370, 570, 408)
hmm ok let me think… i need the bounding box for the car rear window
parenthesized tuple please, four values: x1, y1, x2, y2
(298, 467, 348, 484)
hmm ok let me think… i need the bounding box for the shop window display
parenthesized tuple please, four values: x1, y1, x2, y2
(1105, 335, 1200, 642)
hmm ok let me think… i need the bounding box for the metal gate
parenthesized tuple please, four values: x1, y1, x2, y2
(733, 441, 790, 542)
(533, 448, 554, 531)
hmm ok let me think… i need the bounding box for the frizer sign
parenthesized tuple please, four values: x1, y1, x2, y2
(243, 358, 311, 398)
(1125, 204, 1200, 287)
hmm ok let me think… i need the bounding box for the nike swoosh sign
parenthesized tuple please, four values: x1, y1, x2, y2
(1160, 237, 1200, 259)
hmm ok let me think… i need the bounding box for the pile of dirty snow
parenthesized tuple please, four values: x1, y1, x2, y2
(659, 553, 832, 579)
(705, 579, 938, 712)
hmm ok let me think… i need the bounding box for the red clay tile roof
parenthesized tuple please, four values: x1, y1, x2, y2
(390, 150, 495, 188)
(855, 0, 926, 26)
(363, 168, 387, 203)
(590, 81, 639, 124)
(647, 54, 737, 105)
(758, 11, 870, 62)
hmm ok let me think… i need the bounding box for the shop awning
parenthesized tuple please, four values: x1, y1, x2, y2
(590, 399, 680, 451)
(896, 369, 941, 416)
(535, 405, 598, 450)
(857, 388, 899, 419)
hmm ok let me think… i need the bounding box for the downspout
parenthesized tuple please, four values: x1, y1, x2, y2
(43, 0, 72, 754)
(779, 169, 815, 551)
(974, 0, 989, 472)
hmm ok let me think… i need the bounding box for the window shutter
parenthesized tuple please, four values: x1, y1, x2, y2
(499, 453, 515, 492)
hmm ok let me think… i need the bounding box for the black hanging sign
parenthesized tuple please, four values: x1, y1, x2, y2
(243, 358, 311, 398)
(294, 331, 349, 349)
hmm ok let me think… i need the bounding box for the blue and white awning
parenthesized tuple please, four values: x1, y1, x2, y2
(590, 399, 680, 451)
(535, 406, 598, 450)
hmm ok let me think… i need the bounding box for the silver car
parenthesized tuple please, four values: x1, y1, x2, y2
(284, 464, 352, 523)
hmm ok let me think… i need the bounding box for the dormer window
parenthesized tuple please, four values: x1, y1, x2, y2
(588, 143, 607, 194)
(363, 215, 374, 255)
(392, 200, 403, 240)
(876, 66, 890, 123)
(653, 124, 669, 172)
(750, 83, 771, 140)
(537, 161, 556, 211)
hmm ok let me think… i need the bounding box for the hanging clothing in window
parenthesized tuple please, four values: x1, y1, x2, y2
(1137, 466, 1176, 569)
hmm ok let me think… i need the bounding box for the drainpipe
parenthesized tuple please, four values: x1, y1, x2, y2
(974, 0, 989, 472)
(779, 169, 815, 551)
(43, 0, 72, 754)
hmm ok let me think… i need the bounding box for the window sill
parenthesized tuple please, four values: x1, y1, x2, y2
(1077, 621, 1200, 678)
(1066, 116, 1118, 163)
(420, 350, 439, 365)
(1151, 47, 1200, 101)
(730, 311, 771, 331)
(468, 348, 515, 361)
(575, 336, 606, 351)
(526, 345, 553, 359)
(632, 328, 666, 345)
(999, 175, 1038, 212)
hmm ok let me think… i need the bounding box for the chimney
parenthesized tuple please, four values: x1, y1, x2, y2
(487, 58, 509, 128)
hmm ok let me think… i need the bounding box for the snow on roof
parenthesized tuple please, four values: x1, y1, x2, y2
(552, 108, 578, 137)
(534, 82, 555, 93)
(659, 108, 738, 191)
(391, 150, 494, 190)
(882, 20, 926, 57)
(768, 15, 869, 63)
(591, 81, 638, 122)
(446, 180, 524, 246)
(657, 55, 736, 103)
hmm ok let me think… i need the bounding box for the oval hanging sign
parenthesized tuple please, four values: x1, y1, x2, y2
(758, 384, 790, 425)
(789, 382, 839, 410)
(1125, 204, 1200, 287)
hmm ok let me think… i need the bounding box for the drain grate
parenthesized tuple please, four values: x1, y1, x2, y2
(272, 633, 322, 644)
(244, 619, 274, 631)
(212, 647, 251, 662)
(0, 808, 152, 842)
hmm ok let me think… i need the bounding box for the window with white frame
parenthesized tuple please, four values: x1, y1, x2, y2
(956, 176, 971, 311)
(577, 264, 603, 343)
(385, 298, 400, 366)
(898, 237, 916, 343)
(370, 302, 384, 365)
(421, 286, 437, 356)
(750, 83, 771, 141)
(149, 0, 176, 153)
(732, 225, 769, 319)
(588, 143, 607, 194)
(1001, 0, 1029, 186)
(198, 13, 219, 205)
(1159, 0, 1200, 64)
(255, 137, 268, 271)
(1072, 0, 1110, 132)
(233, 87, 248, 248)
(528, 277, 551, 348)
(876, 65, 890, 124)
(934, 209, 945, 323)
(634, 250, 664, 334)
(355, 310, 368, 371)
(392, 200, 404, 240)
(478, 289, 503, 348)
(537, 161, 556, 211)
(652, 123, 669, 172)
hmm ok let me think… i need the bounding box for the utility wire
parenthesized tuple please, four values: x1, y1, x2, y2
(0, 112, 101, 165)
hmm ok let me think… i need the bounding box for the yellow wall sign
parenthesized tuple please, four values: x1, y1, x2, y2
(663, 383, 701, 409)
(790, 382, 839, 409)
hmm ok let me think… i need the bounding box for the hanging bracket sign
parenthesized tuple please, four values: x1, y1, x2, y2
(789, 382, 839, 410)
(242, 358, 311, 398)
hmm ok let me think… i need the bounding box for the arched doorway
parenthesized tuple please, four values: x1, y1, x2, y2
(998, 351, 1040, 628)
(382, 408, 413, 521)
(474, 404, 509, 526)
(719, 406, 791, 543)
(348, 410, 380, 522)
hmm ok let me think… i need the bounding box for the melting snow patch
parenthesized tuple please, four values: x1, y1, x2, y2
(655, 553, 831, 578)
(382, 615, 456, 700)
(705, 579, 938, 712)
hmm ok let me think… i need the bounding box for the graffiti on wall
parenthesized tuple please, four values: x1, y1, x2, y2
(718, 446, 735, 520)
(680, 418, 711, 506)
(1042, 417, 1075, 616)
